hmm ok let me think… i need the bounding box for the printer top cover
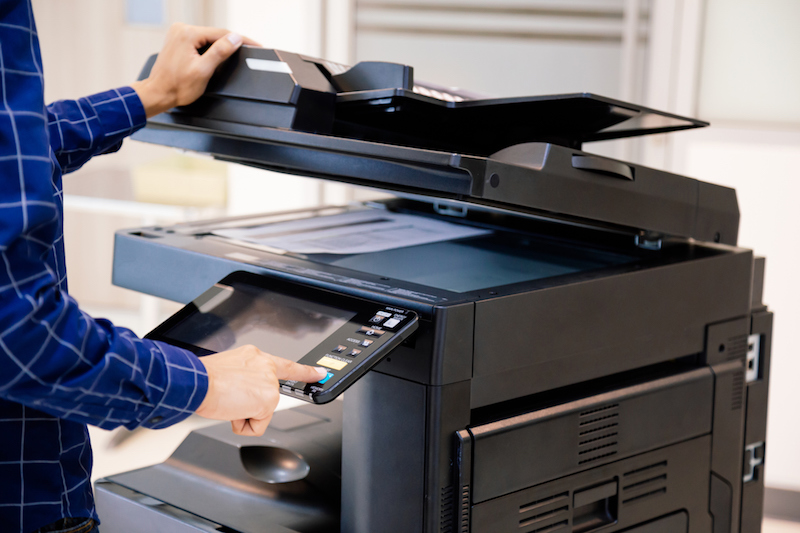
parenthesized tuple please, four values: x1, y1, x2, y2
(133, 47, 738, 245)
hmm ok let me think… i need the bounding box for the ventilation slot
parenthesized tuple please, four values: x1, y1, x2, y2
(621, 460, 668, 506)
(579, 423, 619, 437)
(578, 450, 618, 465)
(520, 492, 569, 514)
(519, 492, 569, 532)
(731, 369, 744, 411)
(440, 485, 454, 533)
(578, 404, 620, 431)
(726, 334, 748, 362)
(578, 403, 619, 430)
(578, 414, 619, 427)
(579, 442, 618, 456)
(459, 485, 470, 533)
(520, 506, 569, 525)
(576, 403, 620, 465)
(623, 474, 666, 491)
(522, 519, 569, 533)
(623, 461, 666, 477)
(579, 432, 618, 446)
(622, 488, 667, 505)
(579, 404, 620, 417)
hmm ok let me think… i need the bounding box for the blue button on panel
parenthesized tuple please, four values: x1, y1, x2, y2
(318, 372, 334, 385)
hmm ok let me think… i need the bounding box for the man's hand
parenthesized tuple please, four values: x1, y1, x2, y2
(195, 345, 327, 436)
(131, 23, 259, 118)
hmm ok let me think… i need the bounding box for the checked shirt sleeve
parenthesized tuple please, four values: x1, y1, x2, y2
(0, 35, 208, 429)
(47, 86, 146, 174)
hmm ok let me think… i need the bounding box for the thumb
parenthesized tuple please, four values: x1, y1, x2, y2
(200, 32, 243, 71)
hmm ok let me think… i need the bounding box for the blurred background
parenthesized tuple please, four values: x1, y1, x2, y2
(31, 0, 800, 517)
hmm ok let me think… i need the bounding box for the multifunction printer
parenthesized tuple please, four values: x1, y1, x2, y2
(95, 48, 772, 533)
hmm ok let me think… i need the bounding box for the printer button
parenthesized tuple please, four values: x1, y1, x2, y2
(383, 317, 401, 329)
(332, 344, 348, 353)
(358, 326, 385, 337)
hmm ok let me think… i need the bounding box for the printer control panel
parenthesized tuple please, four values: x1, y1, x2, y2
(282, 306, 417, 403)
(145, 271, 418, 404)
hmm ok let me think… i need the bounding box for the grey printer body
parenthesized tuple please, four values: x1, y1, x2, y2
(96, 48, 772, 533)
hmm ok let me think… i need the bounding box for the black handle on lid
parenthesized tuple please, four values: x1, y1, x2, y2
(572, 155, 634, 181)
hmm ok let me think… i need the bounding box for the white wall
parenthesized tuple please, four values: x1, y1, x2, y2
(699, 0, 800, 124)
(678, 143, 800, 491)
(672, 0, 800, 491)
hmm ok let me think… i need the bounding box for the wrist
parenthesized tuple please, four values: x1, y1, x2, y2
(131, 78, 177, 118)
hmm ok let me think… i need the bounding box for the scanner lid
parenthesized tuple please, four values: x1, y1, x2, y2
(332, 89, 707, 155)
(137, 47, 706, 155)
(132, 48, 738, 245)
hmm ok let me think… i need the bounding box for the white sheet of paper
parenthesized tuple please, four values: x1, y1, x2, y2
(212, 210, 492, 255)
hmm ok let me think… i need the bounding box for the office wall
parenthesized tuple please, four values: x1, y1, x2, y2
(673, 0, 800, 491)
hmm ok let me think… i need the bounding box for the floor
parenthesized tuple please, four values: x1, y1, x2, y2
(764, 519, 800, 533)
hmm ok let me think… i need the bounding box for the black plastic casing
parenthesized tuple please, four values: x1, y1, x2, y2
(99, 49, 769, 533)
(107, 202, 771, 533)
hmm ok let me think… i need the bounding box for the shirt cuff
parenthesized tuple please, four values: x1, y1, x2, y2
(133, 341, 209, 430)
(122, 85, 147, 128)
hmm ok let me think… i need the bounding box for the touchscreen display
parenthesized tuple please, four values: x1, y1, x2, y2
(163, 281, 357, 361)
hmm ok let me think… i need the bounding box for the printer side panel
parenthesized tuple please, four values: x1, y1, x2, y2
(341, 374, 472, 533)
(454, 248, 764, 533)
(456, 368, 717, 533)
(705, 316, 753, 533)
(739, 310, 773, 533)
(342, 371, 428, 533)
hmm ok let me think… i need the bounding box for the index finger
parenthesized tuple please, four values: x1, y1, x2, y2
(271, 356, 328, 383)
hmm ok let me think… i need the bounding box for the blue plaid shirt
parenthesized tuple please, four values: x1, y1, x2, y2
(0, 2, 209, 531)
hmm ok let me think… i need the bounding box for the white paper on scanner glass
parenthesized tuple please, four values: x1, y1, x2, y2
(212, 210, 492, 255)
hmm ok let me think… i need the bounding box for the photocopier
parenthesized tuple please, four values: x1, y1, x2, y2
(95, 47, 773, 533)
